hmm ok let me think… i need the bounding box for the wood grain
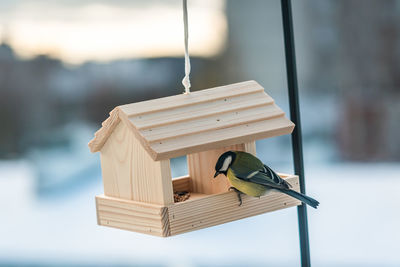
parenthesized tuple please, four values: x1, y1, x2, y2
(129, 92, 273, 130)
(95, 174, 301, 237)
(100, 121, 173, 205)
(151, 116, 294, 160)
(96, 195, 170, 237)
(244, 141, 257, 156)
(172, 175, 192, 192)
(139, 103, 281, 142)
(167, 174, 300, 236)
(187, 142, 256, 195)
(118, 80, 264, 116)
(187, 144, 244, 195)
(89, 80, 295, 161)
(88, 108, 120, 152)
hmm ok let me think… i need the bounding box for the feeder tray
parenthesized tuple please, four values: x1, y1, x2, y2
(89, 80, 300, 237)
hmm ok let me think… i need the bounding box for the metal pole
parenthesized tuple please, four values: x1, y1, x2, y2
(280, 0, 311, 266)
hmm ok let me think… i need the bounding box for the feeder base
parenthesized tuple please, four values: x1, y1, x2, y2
(96, 173, 301, 237)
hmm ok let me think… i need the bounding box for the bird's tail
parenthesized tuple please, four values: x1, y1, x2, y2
(282, 189, 319, 209)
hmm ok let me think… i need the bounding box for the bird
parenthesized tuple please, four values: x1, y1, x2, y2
(214, 151, 319, 208)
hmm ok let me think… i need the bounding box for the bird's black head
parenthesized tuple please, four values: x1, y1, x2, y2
(214, 151, 236, 178)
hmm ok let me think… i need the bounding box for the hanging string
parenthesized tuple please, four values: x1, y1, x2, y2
(182, 0, 191, 94)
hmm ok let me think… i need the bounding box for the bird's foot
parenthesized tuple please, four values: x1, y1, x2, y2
(229, 187, 243, 206)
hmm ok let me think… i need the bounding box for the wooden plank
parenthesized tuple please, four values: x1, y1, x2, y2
(97, 204, 163, 220)
(182, 192, 208, 201)
(129, 91, 272, 130)
(96, 195, 170, 237)
(159, 159, 174, 205)
(169, 198, 299, 235)
(151, 116, 295, 160)
(118, 80, 264, 117)
(100, 121, 133, 199)
(96, 195, 165, 215)
(140, 103, 282, 142)
(169, 193, 296, 223)
(187, 144, 245, 195)
(172, 175, 192, 192)
(243, 141, 257, 155)
(99, 219, 165, 237)
(89, 108, 120, 152)
(95, 196, 100, 225)
(129, 141, 173, 204)
(117, 111, 160, 161)
(169, 194, 298, 227)
(98, 210, 164, 228)
(99, 122, 174, 205)
(100, 150, 120, 197)
(167, 175, 300, 236)
(169, 175, 298, 218)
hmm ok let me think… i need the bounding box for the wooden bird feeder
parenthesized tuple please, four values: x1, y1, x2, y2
(89, 80, 302, 236)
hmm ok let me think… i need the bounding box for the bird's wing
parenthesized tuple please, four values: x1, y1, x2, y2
(262, 164, 292, 188)
(230, 151, 292, 190)
(231, 164, 291, 190)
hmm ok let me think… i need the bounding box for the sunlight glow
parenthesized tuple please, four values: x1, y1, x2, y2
(0, 1, 227, 64)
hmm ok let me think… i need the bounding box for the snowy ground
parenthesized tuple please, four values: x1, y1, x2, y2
(0, 161, 399, 266)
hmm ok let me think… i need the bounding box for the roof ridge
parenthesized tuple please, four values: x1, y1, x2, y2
(118, 80, 263, 117)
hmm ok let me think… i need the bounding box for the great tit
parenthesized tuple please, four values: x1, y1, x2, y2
(214, 151, 319, 208)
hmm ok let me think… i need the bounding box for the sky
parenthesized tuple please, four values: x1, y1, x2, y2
(0, 0, 227, 64)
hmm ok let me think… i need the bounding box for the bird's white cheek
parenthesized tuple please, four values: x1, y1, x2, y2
(220, 156, 232, 171)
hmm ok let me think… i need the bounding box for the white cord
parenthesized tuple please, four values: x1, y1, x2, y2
(182, 0, 191, 94)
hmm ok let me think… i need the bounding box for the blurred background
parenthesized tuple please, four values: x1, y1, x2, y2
(1, 0, 399, 266)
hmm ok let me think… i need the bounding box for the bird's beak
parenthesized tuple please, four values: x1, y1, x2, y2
(214, 171, 220, 178)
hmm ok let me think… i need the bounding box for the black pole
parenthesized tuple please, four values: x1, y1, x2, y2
(280, 1, 311, 266)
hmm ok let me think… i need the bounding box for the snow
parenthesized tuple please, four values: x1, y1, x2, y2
(0, 161, 399, 266)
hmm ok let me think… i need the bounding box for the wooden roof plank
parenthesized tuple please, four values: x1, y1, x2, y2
(140, 104, 284, 142)
(149, 117, 295, 160)
(118, 80, 264, 117)
(88, 108, 120, 152)
(129, 91, 272, 130)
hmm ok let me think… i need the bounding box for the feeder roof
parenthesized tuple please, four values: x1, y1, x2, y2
(88, 80, 295, 160)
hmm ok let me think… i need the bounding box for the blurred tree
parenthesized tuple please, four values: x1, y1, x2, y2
(299, 0, 400, 161)
(336, 0, 400, 160)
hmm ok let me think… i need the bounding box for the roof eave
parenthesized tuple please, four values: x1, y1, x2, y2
(88, 108, 121, 153)
(152, 121, 295, 161)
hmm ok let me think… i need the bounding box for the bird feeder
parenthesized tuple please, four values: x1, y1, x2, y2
(89, 80, 301, 236)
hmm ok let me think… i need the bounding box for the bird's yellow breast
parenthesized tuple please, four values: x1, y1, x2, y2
(227, 169, 268, 197)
